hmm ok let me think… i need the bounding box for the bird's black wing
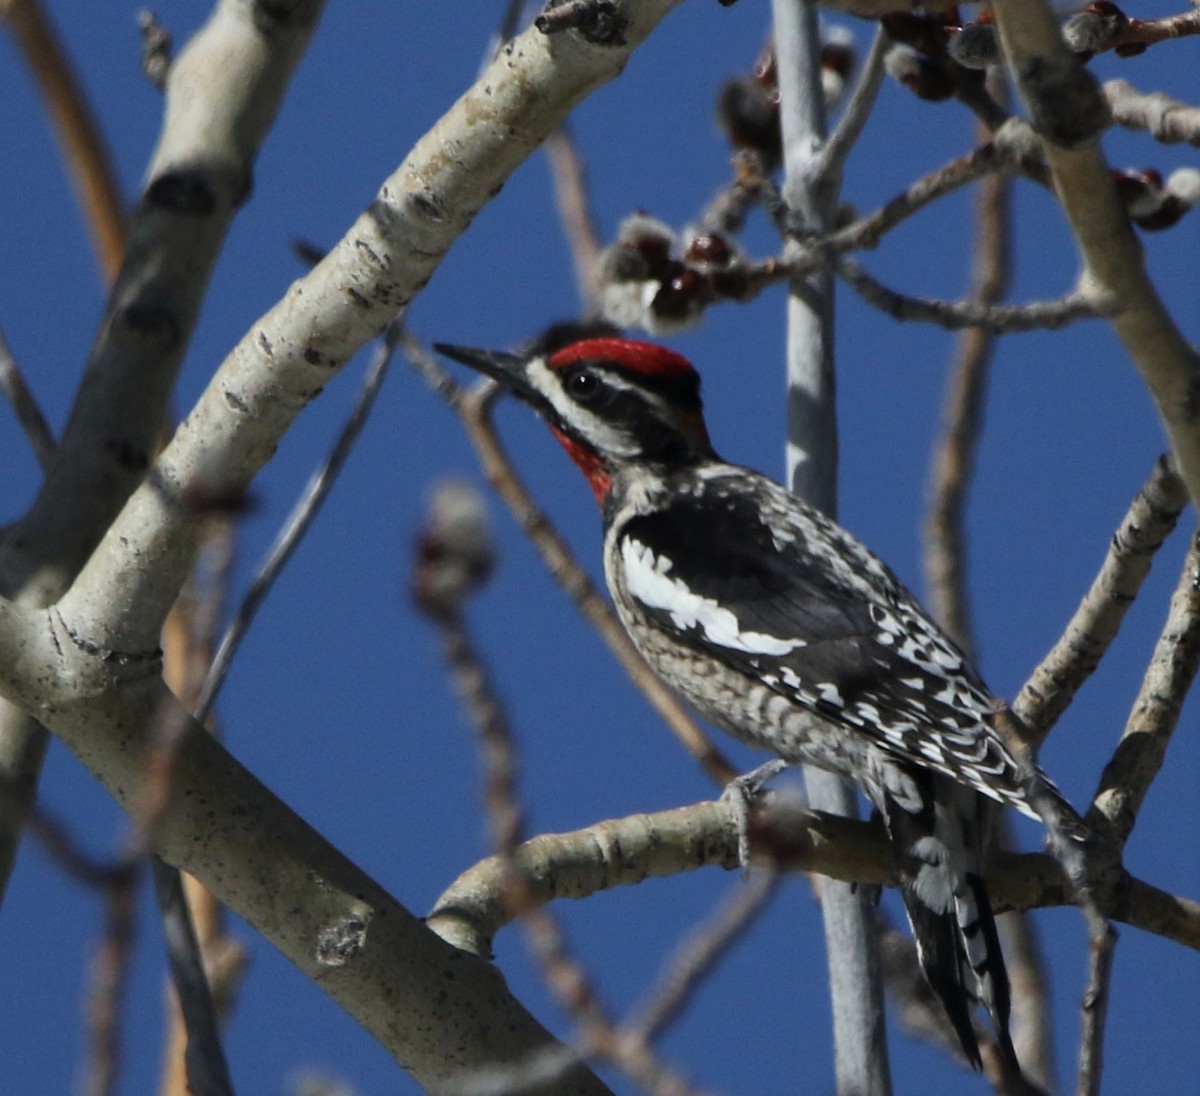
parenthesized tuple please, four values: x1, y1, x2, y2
(614, 477, 1026, 809)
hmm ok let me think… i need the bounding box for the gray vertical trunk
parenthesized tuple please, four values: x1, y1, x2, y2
(771, 3, 892, 1092)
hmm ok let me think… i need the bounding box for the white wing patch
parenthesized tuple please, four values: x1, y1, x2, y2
(621, 538, 807, 657)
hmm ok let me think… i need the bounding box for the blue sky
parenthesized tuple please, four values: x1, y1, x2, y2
(1, 2, 1197, 1093)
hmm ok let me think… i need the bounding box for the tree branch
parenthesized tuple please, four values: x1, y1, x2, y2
(430, 799, 1200, 953)
(993, 0, 1200, 512)
(1087, 529, 1200, 848)
(49, 0, 689, 662)
(0, 0, 326, 912)
(1015, 455, 1188, 743)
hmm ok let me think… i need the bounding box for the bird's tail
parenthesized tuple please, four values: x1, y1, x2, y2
(883, 779, 1016, 1071)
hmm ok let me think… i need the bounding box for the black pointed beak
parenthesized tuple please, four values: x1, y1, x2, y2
(433, 343, 537, 402)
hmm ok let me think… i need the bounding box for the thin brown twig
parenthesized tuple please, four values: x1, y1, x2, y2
(835, 255, 1098, 332)
(545, 126, 604, 314)
(84, 863, 140, 1096)
(996, 903, 1055, 1094)
(420, 512, 711, 1096)
(923, 142, 1010, 654)
(1075, 924, 1118, 1096)
(921, 98, 1058, 1089)
(1086, 529, 1200, 849)
(628, 868, 780, 1043)
(1, 0, 126, 279)
(1015, 455, 1189, 743)
(158, 524, 244, 1096)
(0, 323, 56, 470)
(21, 807, 144, 1096)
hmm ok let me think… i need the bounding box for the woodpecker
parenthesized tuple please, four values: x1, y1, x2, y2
(437, 336, 1041, 1070)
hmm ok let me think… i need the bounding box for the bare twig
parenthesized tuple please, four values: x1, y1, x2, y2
(545, 126, 604, 313)
(0, 324, 56, 470)
(819, 25, 890, 182)
(996, 904, 1056, 1093)
(158, 529, 243, 1096)
(993, 0, 1200, 514)
(923, 136, 1010, 652)
(195, 328, 396, 723)
(151, 860, 236, 1096)
(835, 255, 1098, 332)
(988, 705, 1118, 1096)
(1087, 529, 1200, 848)
(1104, 79, 1200, 146)
(1, 0, 126, 278)
(84, 861, 140, 1096)
(921, 97, 1058, 1088)
(1075, 925, 1118, 1096)
(629, 869, 780, 1043)
(420, 503, 710, 1096)
(1015, 456, 1189, 742)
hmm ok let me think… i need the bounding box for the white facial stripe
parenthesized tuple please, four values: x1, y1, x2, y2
(621, 538, 806, 656)
(526, 357, 681, 459)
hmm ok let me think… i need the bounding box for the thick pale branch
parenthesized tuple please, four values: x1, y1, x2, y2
(1087, 530, 1200, 848)
(53, 1, 687, 660)
(0, 0, 324, 604)
(429, 799, 1200, 954)
(0, 623, 609, 1095)
(993, 1, 1200, 511)
(1015, 456, 1188, 742)
(0, 0, 326, 907)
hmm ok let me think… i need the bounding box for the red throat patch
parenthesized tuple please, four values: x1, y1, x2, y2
(550, 427, 611, 506)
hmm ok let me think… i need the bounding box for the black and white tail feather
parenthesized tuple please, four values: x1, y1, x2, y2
(435, 336, 1072, 1075)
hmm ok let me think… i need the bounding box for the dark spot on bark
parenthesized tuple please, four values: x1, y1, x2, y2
(355, 239, 383, 267)
(143, 169, 217, 215)
(408, 191, 444, 222)
(223, 388, 249, 413)
(120, 303, 180, 349)
(105, 437, 149, 471)
(346, 287, 370, 309)
(303, 347, 327, 366)
(257, 330, 274, 357)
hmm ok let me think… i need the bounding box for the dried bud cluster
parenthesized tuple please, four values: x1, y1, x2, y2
(932, 1, 1148, 72)
(412, 480, 496, 618)
(882, 12, 973, 100)
(1112, 167, 1200, 231)
(947, 12, 1001, 71)
(1063, 2, 1138, 58)
(716, 28, 857, 172)
(884, 45, 956, 102)
(598, 213, 750, 335)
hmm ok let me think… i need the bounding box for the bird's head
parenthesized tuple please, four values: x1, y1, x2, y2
(435, 338, 714, 505)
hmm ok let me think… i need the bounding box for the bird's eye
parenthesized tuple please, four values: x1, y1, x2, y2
(566, 369, 601, 402)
